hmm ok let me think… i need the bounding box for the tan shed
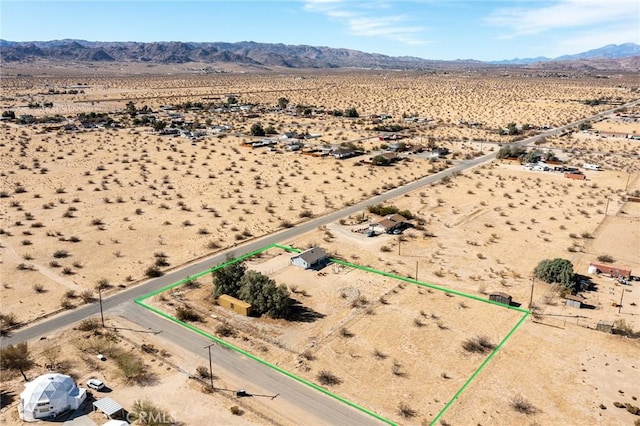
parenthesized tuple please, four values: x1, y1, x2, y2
(217, 294, 252, 316)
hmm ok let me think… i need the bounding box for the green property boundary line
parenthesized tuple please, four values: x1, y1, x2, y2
(134, 243, 529, 425)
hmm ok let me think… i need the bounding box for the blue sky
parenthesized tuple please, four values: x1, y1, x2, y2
(1, 1, 638, 61)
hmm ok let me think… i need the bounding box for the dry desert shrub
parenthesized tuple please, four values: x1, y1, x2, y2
(397, 402, 418, 418)
(511, 394, 538, 415)
(462, 335, 496, 354)
(317, 370, 342, 386)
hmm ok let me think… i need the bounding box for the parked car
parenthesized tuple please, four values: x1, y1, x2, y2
(87, 379, 105, 391)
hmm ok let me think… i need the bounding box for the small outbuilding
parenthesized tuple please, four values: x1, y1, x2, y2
(93, 397, 125, 420)
(565, 295, 583, 309)
(489, 292, 513, 306)
(290, 247, 328, 270)
(19, 373, 86, 421)
(596, 320, 614, 333)
(217, 294, 252, 316)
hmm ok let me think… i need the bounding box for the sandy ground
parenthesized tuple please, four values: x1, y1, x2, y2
(1, 68, 640, 425)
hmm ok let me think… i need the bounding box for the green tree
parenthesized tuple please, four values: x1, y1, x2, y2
(265, 125, 277, 135)
(507, 122, 519, 135)
(238, 271, 293, 318)
(227, 96, 237, 105)
(371, 155, 391, 166)
(125, 101, 137, 117)
(212, 260, 246, 298)
(277, 97, 289, 109)
(344, 107, 359, 118)
(579, 122, 592, 131)
(152, 120, 166, 132)
(496, 144, 526, 159)
(523, 150, 542, 164)
(1, 110, 16, 119)
(0, 342, 34, 381)
(533, 258, 576, 290)
(250, 122, 265, 136)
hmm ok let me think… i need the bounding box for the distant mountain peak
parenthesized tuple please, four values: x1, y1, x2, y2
(489, 43, 640, 65)
(1, 40, 638, 71)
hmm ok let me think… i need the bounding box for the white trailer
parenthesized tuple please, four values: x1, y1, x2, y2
(583, 163, 601, 171)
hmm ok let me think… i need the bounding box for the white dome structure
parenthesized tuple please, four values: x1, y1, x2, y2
(19, 373, 86, 421)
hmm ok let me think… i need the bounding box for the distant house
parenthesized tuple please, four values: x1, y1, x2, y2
(285, 141, 303, 151)
(330, 148, 362, 159)
(588, 263, 631, 279)
(370, 214, 410, 234)
(290, 247, 328, 270)
(565, 295, 583, 309)
(489, 292, 512, 305)
(279, 131, 297, 140)
(372, 218, 397, 233)
(371, 152, 399, 165)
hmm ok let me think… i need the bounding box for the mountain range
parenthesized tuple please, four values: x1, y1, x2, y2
(488, 43, 640, 64)
(1, 40, 639, 71)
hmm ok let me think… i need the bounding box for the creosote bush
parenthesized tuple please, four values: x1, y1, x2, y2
(597, 254, 614, 263)
(145, 265, 164, 277)
(317, 370, 342, 386)
(175, 306, 202, 322)
(397, 402, 418, 418)
(130, 399, 170, 425)
(462, 335, 496, 354)
(511, 394, 538, 414)
(215, 324, 235, 337)
(78, 318, 101, 331)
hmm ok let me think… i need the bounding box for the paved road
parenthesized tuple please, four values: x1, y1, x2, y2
(3, 98, 637, 424)
(111, 301, 381, 426)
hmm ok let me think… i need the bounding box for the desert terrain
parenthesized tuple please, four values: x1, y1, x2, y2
(1, 65, 640, 425)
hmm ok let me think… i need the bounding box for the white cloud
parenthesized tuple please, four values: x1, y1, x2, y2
(303, 0, 428, 46)
(485, 0, 639, 38)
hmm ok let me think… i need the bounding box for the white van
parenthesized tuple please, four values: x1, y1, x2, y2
(583, 163, 601, 171)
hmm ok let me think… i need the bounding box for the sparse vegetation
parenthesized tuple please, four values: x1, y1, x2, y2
(511, 394, 538, 414)
(317, 370, 342, 386)
(462, 335, 496, 354)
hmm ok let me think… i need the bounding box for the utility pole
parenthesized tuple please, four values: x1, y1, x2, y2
(604, 196, 610, 215)
(398, 236, 401, 256)
(619, 288, 625, 314)
(98, 286, 105, 327)
(528, 277, 535, 310)
(625, 171, 631, 191)
(204, 343, 215, 390)
(415, 261, 419, 282)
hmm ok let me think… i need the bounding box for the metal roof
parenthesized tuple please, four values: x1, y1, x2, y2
(93, 397, 124, 417)
(292, 247, 327, 264)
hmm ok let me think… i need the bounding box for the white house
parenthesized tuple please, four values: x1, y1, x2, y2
(290, 247, 328, 269)
(19, 373, 86, 421)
